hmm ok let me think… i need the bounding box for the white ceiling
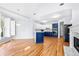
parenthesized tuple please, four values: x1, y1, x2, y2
(0, 3, 79, 24)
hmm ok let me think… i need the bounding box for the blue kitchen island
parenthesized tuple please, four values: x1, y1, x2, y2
(35, 29, 44, 44)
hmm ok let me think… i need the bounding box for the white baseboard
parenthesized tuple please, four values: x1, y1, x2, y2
(0, 37, 12, 45)
(13, 37, 34, 40)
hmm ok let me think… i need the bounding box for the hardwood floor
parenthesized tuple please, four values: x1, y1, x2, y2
(0, 37, 65, 56)
(64, 42, 69, 46)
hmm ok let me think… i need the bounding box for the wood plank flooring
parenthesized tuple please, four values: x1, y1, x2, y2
(0, 37, 65, 56)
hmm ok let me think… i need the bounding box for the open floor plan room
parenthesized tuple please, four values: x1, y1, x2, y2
(0, 3, 79, 56)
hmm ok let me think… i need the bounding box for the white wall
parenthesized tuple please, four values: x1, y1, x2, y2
(15, 18, 34, 39)
(44, 24, 52, 29)
(0, 8, 34, 39)
(34, 23, 45, 29)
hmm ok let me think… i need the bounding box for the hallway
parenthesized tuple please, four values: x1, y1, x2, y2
(0, 37, 65, 56)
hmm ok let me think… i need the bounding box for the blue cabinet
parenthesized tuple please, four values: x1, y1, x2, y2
(52, 23, 58, 28)
(44, 32, 53, 36)
(44, 23, 58, 37)
(36, 32, 44, 43)
(52, 23, 58, 37)
(64, 25, 70, 42)
(64, 34, 69, 42)
(44, 32, 58, 37)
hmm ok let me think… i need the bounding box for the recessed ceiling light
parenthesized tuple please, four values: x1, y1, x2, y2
(59, 3, 64, 6)
(42, 20, 47, 23)
(52, 14, 60, 18)
(33, 13, 36, 15)
(17, 9, 20, 11)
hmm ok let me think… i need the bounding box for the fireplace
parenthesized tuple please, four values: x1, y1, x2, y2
(74, 37, 79, 52)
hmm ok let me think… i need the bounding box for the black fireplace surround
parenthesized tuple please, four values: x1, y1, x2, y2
(74, 37, 79, 52)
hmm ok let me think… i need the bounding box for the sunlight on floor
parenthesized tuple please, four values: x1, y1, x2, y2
(24, 46, 31, 51)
